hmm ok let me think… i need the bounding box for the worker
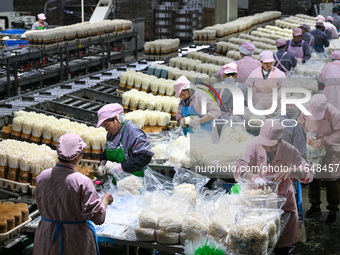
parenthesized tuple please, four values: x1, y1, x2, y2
(315, 15, 333, 40)
(174, 75, 221, 135)
(310, 21, 330, 53)
(318, 50, 340, 111)
(273, 39, 297, 76)
(315, 14, 326, 23)
(325, 16, 339, 39)
(245, 51, 286, 112)
(213, 62, 247, 137)
(272, 109, 307, 228)
(332, 6, 340, 30)
(215, 42, 260, 83)
(286, 28, 311, 63)
(298, 94, 340, 225)
(97, 103, 154, 180)
(235, 120, 313, 255)
(234, 42, 261, 83)
(299, 24, 315, 50)
(34, 133, 114, 255)
(32, 13, 48, 30)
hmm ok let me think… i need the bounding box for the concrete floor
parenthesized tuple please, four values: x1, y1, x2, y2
(292, 185, 340, 255)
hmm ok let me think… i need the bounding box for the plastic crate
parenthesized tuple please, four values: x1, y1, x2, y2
(1, 29, 26, 35)
(4, 40, 29, 47)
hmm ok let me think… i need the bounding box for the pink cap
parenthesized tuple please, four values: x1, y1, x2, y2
(308, 94, 328, 121)
(276, 39, 286, 47)
(293, 28, 302, 36)
(222, 62, 238, 74)
(260, 51, 274, 63)
(258, 121, 285, 146)
(174, 75, 190, 98)
(96, 103, 124, 127)
(37, 13, 46, 20)
(315, 15, 325, 22)
(331, 50, 340, 60)
(299, 24, 310, 31)
(239, 42, 256, 55)
(57, 133, 86, 161)
(316, 20, 325, 27)
(327, 16, 334, 22)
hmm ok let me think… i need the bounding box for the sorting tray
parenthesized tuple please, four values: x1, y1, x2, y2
(0, 178, 30, 193)
(0, 217, 32, 244)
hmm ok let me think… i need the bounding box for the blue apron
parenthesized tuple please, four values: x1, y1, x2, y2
(41, 164, 100, 255)
(181, 105, 213, 135)
(41, 217, 100, 255)
(297, 180, 303, 216)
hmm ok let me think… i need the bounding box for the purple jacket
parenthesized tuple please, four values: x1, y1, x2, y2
(33, 162, 106, 255)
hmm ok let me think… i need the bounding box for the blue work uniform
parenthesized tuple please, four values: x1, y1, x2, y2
(325, 28, 332, 40)
(273, 49, 297, 75)
(100, 120, 154, 173)
(301, 32, 315, 49)
(332, 13, 340, 30)
(310, 28, 330, 53)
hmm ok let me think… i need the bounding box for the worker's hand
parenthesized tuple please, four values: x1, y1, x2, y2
(180, 118, 185, 127)
(307, 138, 314, 146)
(252, 175, 266, 188)
(101, 192, 114, 208)
(97, 160, 107, 176)
(106, 162, 123, 176)
(311, 137, 326, 150)
(184, 116, 190, 126)
(189, 116, 201, 128)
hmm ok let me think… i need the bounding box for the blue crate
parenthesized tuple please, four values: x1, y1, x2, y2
(1, 29, 26, 35)
(4, 40, 29, 47)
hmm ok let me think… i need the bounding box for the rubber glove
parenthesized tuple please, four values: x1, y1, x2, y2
(189, 116, 200, 128)
(106, 161, 123, 176)
(252, 175, 266, 188)
(97, 160, 107, 176)
(184, 116, 190, 126)
(180, 118, 185, 127)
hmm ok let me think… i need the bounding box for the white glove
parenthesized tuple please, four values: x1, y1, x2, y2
(184, 117, 190, 126)
(180, 118, 185, 127)
(106, 161, 123, 176)
(252, 175, 266, 188)
(189, 116, 200, 128)
(97, 160, 106, 176)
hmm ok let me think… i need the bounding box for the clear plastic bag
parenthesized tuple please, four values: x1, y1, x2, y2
(109, 171, 145, 196)
(230, 193, 287, 209)
(306, 131, 326, 159)
(143, 167, 173, 192)
(237, 175, 281, 194)
(173, 167, 210, 191)
(226, 207, 284, 255)
(180, 212, 208, 245)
